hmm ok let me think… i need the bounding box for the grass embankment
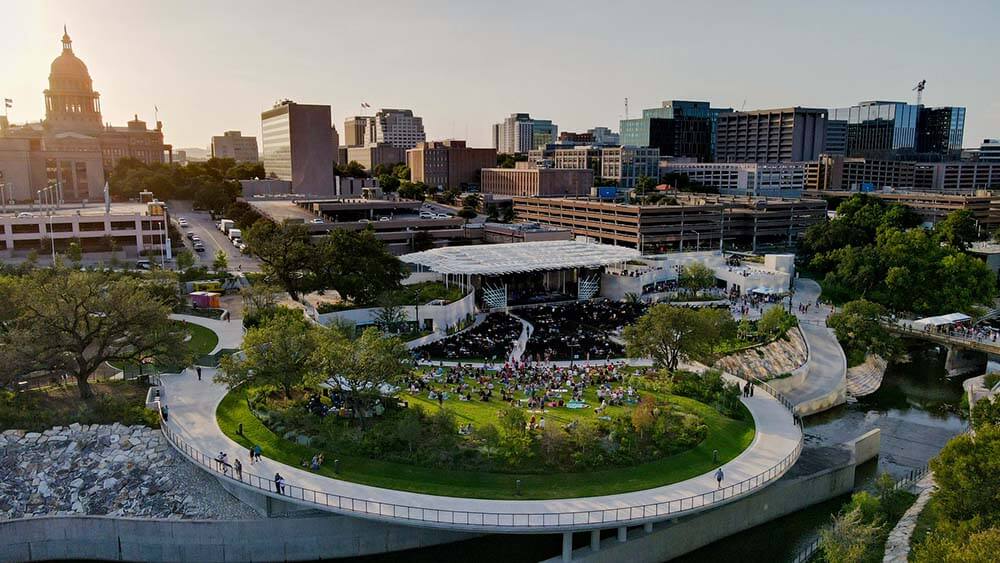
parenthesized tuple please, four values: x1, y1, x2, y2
(0, 381, 158, 431)
(217, 390, 755, 500)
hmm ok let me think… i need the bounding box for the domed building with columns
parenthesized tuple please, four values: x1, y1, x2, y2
(0, 28, 171, 202)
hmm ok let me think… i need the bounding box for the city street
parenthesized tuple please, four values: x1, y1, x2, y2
(169, 200, 261, 273)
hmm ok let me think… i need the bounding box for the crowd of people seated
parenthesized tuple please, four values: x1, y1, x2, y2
(518, 300, 646, 361)
(414, 313, 523, 362)
(406, 361, 638, 422)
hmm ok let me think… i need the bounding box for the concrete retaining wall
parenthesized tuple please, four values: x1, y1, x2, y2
(545, 458, 856, 563)
(0, 513, 474, 562)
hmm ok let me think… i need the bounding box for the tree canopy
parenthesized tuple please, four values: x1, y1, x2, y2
(0, 269, 187, 399)
(217, 311, 319, 399)
(803, 194, 995, 314)
(678, 262, 717, 292)
(108, 157, 246, 213)
(827, 299, 897, 359)
(623, 304, 734, 369)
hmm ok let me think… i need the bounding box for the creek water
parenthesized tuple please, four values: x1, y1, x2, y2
(349, 341, 970, 563)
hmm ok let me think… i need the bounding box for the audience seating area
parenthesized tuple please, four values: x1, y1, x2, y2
(518, 300, 647, 361)
(415, 313, 524, 362)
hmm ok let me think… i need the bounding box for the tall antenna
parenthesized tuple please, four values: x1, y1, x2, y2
(624, 97, 629, 120)
(913, 80, 926, 106)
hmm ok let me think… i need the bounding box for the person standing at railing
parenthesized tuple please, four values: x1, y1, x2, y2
(234, 458, 242, 480)
(274, 473, 285, 494)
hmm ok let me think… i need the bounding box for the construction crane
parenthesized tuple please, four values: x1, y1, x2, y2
(913, 80, 926, 106)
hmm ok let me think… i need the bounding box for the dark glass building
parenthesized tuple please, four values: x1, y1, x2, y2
(830, 101, 965, 160)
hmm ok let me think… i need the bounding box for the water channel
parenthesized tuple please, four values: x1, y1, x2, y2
(351, 341, 969, 563)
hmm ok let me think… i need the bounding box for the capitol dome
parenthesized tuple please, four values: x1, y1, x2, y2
(48, 26, 93, 92)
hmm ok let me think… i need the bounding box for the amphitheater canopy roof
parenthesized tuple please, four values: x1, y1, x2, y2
(400, 240, 641, 276)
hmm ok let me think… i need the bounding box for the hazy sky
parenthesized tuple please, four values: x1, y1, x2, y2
(4, 0, 999, 151)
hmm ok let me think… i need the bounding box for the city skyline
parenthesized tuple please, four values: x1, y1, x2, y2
(4, 0, 999, 152)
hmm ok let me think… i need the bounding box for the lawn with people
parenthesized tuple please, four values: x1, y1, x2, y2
(210, 304, 768, 499)
(215, 366, 754, 499)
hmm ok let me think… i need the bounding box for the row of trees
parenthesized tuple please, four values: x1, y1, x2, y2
(802, 194, 996, 315)
(109, 157, 260, 213)
(244, 221, 405, 304)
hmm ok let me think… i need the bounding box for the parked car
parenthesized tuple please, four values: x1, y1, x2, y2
(16, 212, 34, 218)
(310, 218, 324, 224)
(419, 212, 434, 219)
(177, 219, 188, 227)
(193, 245, 206, 253)
(378, 216, 390, 222)
(136, 259, 153, 270)
(186, 232, 196, 240)
(436, 213, 451, 219)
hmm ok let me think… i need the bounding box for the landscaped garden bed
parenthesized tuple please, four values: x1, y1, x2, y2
(216, 367, 754, 499)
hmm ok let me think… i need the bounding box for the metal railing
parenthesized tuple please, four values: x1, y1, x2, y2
(790, 537, 821, 563)
(155, 379, 804, 531)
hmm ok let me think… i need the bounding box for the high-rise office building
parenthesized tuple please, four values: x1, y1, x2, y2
(492, 113, 558, 154)
(829, 101, 965, 159)
(620, 100, 715, 162)
(343, 116, 375, 147)
(373, 109, 425, 149)
(211, 130, 258, 162)
(916, 106, 965, 156)
(824, 120, 848, 156)
(260, 101, 334, 195)
(715, 107, 827, 163)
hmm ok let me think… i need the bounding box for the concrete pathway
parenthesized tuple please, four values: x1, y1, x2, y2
(765, 279, 848, 416)
(506, 313, 533, 363)
(157, 317, 802, 533)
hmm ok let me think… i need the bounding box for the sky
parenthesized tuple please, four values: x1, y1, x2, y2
(4, 0, 999, 151)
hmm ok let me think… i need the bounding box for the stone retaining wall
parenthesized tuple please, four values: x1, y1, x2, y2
(714, 327, 807, 381)
(0, 424, 258, 520)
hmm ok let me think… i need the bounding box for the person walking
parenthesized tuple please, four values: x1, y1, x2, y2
(715, 467, 724, 489)
(253, 444, 262, 462)
(749, 383, 754, 397)
(234, 459, 242, 480)
(248, 445, 255, 464)
(196, 366, 202, 381)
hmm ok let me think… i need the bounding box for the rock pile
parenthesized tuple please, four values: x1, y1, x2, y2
(0, 423, 259, 520)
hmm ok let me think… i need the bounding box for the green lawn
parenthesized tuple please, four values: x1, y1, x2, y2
(216, 388, 755, 500)
(111, 321, 218, 373)
(183, 322, 219, 357)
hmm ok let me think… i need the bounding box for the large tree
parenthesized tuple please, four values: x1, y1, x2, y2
(216, 311, 318, 399)
(623, 304, 728, 369)
(244, 220, 315, 300)
(930, 424, 1000, 526)
(827, 299, 896, 358)
(309, 326, 411, 422)
(0, 269, 187, 399)
(678, 262, 717, 293)
(935, 209, 979, 250)
(313, 229, 405, 306)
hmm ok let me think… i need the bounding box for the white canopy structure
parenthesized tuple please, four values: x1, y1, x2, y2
(400, 240, 641, 276)
(912, 313, 972, 329)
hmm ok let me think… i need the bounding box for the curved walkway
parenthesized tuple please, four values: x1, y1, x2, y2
(157, 315, 802, 533)
(772, 279, 847, 416)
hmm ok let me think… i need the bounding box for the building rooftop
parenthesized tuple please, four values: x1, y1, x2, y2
(400, 240, 640, 276)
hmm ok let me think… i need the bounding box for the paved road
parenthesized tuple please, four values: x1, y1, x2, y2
(170, 201, 260, 273)
(158, 314, 802, 533)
